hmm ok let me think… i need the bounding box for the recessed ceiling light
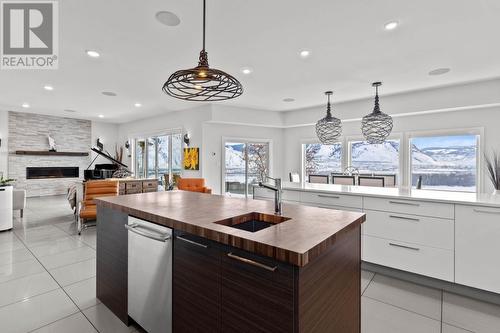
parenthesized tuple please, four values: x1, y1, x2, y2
(86, 50, 100, 58)
(134, 103, 142, 107)
(98, 115, 104, 118)
(155, 11, 181, 26)
(299, 50, 310, 58)
(101, 91, 117, 96)
(241, 68, 252, 75)
(63, 109, 76, 113)
(384, 21, 399, 31)
(43, 85, 54, 91)
(283, 98, 295, 102)
(21, 102, 30, 108)
(429, 68, 451, 76)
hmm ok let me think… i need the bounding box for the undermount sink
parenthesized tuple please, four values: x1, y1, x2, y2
(214, 212, 291, 233)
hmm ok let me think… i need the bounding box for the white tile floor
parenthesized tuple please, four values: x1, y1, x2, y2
(1, 195, 499, 332)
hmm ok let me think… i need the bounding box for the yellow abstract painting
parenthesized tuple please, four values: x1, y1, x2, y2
(183, 147, 199, 170)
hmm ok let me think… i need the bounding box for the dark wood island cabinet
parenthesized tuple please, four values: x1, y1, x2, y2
(96, 191, 365, 333)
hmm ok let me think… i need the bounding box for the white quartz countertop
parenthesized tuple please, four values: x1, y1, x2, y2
(277, 182, 500, 208)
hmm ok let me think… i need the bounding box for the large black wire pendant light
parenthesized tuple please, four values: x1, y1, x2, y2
(316, 91, 342, 144)
(361, 82, 393, 144)
(163, 0, 243, 101)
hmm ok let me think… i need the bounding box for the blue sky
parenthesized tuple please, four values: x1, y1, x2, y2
(411, 135, 477, 149)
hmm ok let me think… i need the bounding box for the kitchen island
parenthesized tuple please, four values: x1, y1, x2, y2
(95, 190, 365, 333)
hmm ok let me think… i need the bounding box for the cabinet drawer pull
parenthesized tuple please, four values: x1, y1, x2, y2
(388, 200, 420, 207)
(389, 215, 420, 222)
(317, 205, 334, 209)
(318, 194, 340, 199)
(176, 236, 208, 249)
(227, 252, 277, 272)
(473, 208, 500, 215)
(389, 242, 420, 251)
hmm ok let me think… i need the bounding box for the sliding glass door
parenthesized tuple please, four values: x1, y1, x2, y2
(134, 132, 182, 187)
(224, 141, 270, 197)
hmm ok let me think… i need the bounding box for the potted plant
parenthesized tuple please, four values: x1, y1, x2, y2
(485, 151, 500, 195)
(0, 176, 15, 187)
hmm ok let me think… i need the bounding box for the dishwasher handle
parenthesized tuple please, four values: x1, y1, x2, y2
(125, 223, 171, 242)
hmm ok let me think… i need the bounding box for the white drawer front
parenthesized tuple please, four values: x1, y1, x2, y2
(283, 190, 300, 202)
(363, 196, 454, 219)
(253, 188, 300, 202)
(300, 191, 362, 209)
(299, 201, 363, 213)
(456, 205, 500, 294)
(363, 210, 454, 250)
(362, 235, 454, 282)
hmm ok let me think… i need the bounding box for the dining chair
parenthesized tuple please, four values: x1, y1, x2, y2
(376, 174, 396, 187)
(332, 175, 356, 185)
(358, 176, 385, 187)
(308, 174, 329, 184)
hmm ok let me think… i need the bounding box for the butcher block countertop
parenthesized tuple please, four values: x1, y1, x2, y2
(96, 191, 365, 266)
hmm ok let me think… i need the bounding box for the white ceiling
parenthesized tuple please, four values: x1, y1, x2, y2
(0, 0, 499, 123)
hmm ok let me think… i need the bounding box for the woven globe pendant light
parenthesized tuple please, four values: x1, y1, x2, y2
(163, 0, 243, 101)
(316, 91, 342, 144)
(361, 82, 393, 144)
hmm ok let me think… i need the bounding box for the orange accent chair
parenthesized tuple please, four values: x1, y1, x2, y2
(177, 178, 212, 194)
(78, 180, 119, 234)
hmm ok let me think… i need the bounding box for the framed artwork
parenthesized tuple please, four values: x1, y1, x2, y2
(183, 147, 199, 170)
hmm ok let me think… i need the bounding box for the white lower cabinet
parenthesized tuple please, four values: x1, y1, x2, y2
(455, 205, 500, 294)
(363, 210, 454, 250)
(363, 235, 454, 281)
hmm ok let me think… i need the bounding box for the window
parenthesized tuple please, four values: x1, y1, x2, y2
(224, 141, 270, 197)
(134, 132, 182, 187)
(303, 143, 342, 182)
(410, 134, 479, 192)
(349, 139, 400, 183)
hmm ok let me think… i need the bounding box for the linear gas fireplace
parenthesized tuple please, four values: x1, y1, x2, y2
(26, 167, 79, 179)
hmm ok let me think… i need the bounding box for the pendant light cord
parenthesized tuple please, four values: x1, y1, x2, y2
(373, 83, 381, 114)
(325, 91, 333, 118)
(202, 0, 206, 51)
(198, 0, 209, 67)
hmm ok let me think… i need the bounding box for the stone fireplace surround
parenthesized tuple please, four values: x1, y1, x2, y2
(8, 112, 91, 197)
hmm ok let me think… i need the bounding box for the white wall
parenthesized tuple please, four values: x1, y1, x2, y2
(118, 106, 211, 178)
(202, 123, 285, 194)
(0, 110, 8, 177)
(91, 121, 120, 165)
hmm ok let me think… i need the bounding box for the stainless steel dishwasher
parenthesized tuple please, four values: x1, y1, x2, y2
(126, 216, 172, 333)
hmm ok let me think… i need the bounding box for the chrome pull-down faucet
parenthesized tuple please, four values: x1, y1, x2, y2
(258, 176, 282, 215)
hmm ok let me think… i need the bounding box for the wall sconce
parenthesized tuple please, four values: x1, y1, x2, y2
(183, 133, 190, 146)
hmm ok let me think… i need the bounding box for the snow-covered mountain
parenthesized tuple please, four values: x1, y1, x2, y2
(411, 144, 437, 165)
(420, 146, 476, 166)
(351, 141, 399, 163)
(225, 145, 245, 169)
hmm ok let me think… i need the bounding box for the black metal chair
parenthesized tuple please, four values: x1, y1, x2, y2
(308, 174, 329, 184)
(358, 176, 385, 187)
(332, 175, 355, 185)
(375, 174, 396, 187)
